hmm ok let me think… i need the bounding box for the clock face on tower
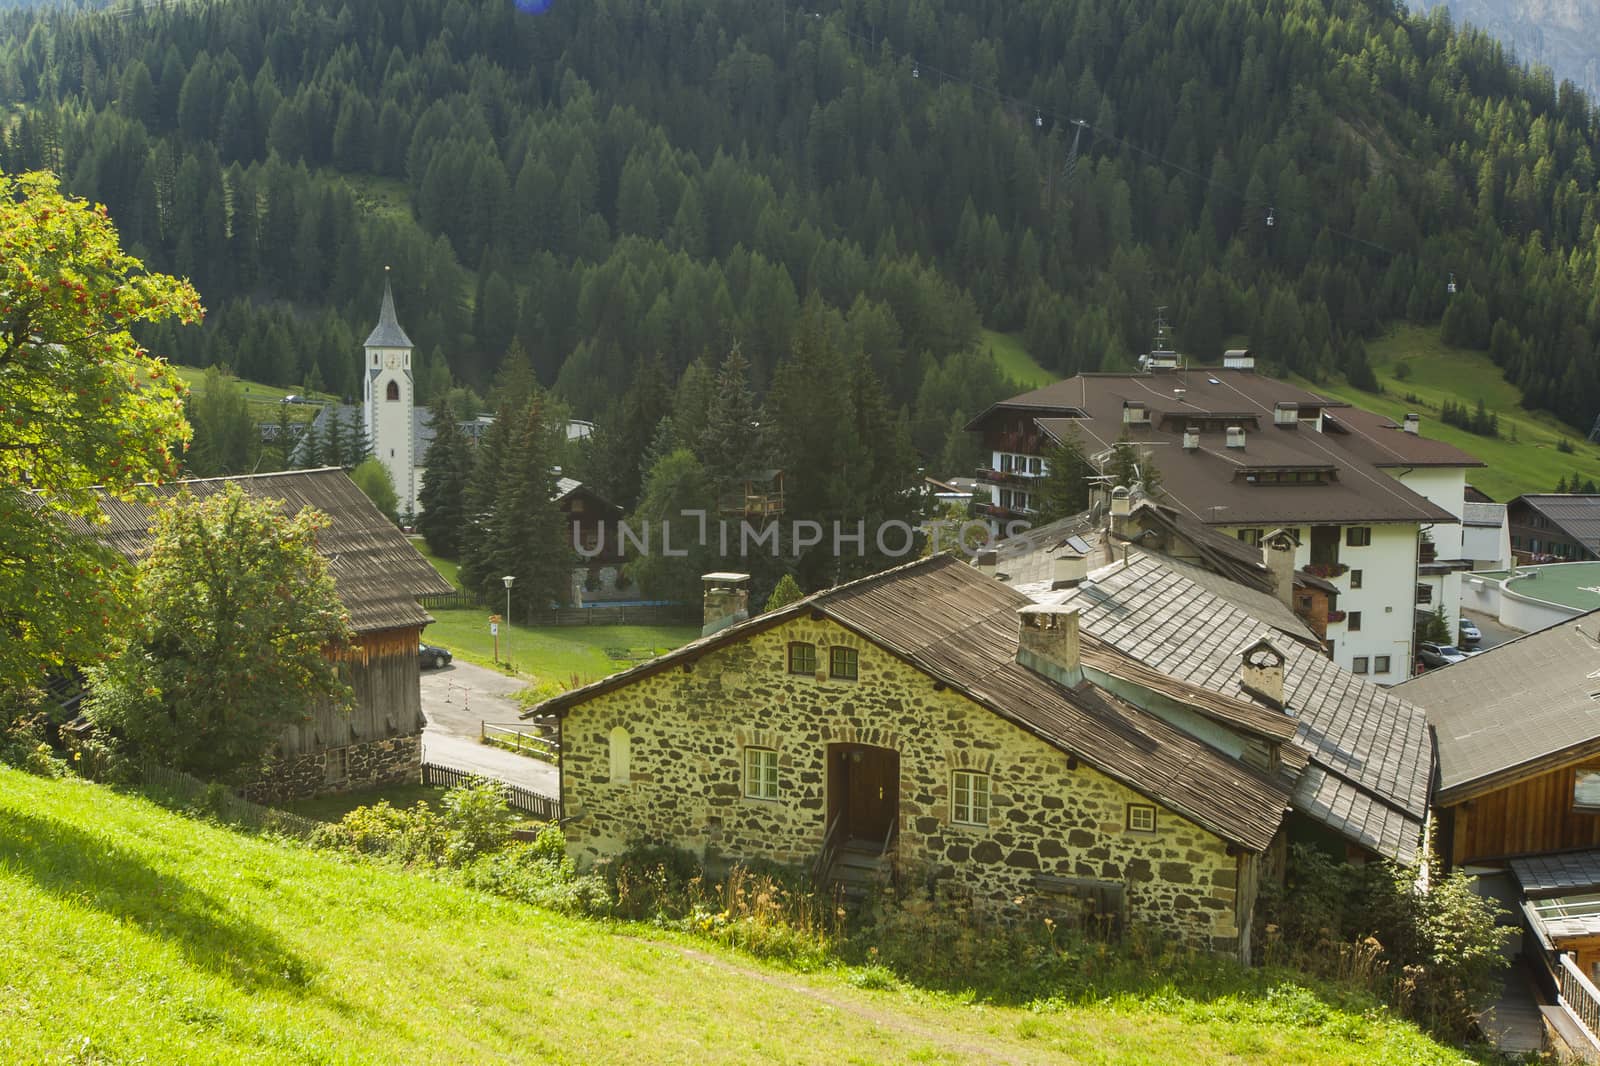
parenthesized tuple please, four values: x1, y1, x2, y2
(385, 352, 401, 369)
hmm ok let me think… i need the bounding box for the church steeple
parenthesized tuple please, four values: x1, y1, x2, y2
(364, 266, 414, 350)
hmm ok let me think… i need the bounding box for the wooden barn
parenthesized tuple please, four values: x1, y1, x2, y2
(84, 467, 453, 800)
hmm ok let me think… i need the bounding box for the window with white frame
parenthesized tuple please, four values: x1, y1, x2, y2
(1126, 803, 1157, 833)
(951, 770, 990, 826)
(745, 747, 779, 800)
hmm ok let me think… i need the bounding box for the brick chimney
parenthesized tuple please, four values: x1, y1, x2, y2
(1016, 605, 1083, 688)
(1260, 529, 1297, 609)
(701, 572, 750, 636)
(1240, 638, 1286, 709)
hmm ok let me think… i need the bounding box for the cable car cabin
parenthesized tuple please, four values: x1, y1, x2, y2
(720, 471, 786, 519)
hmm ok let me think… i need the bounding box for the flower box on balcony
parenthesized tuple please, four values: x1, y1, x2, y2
(1327, 609, 1347, 623)
(1305, 562, 1349, 578)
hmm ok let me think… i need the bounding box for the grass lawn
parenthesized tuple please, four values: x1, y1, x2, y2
(0, 768, 1483, 1065)
(423, 608, 699, 684)
(1296, 323, 1600, 501)
(981, 328, 1055, 388)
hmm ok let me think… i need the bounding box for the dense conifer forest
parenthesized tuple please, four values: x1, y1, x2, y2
(3, 0, 1600, 457)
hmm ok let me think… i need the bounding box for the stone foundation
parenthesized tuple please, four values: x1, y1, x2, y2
(242, 734, 421, 804)
(561, 615, 1249, 955)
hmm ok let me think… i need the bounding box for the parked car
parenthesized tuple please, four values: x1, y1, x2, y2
(419, 642, 453, 669)
(1418, 642, 1470, 669)
(1458, 618, 1482, 645)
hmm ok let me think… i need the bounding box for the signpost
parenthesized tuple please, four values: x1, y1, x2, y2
(490, 614, 502, 662)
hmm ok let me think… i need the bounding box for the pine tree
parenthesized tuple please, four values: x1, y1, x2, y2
(1037, 426, 1095, 522)
(697, 342, 768, 497)
(764, 573, 804, 612)
(491, 393, 572, 614)
(417, 397, 475, 559)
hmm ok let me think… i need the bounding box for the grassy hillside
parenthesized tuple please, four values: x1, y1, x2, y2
(0, 768, 1481, 1064)
(1303, 324, 1600, 501)
(981, 329, 1054, 389)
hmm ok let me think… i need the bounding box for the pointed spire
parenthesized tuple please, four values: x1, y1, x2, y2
(364, 266, 414, 349)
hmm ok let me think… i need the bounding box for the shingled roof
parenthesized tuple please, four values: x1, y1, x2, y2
(79, 468, 451, 632)
(1397, 611, 1600, 805)
(363, 274, 414, 350)
(530, 554, 1292, 852)
(1033, 551, 1432, 862)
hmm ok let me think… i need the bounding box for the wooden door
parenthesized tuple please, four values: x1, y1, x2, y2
(836, 746, 898, 846)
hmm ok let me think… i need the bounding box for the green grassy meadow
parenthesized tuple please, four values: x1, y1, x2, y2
(0, 768, 1483, 1065)
(981, 329, 1055, 388)
(423, 609, 698, 685)
(1299, 323, 1600, 501)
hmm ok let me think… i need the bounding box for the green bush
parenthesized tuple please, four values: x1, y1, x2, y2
(311, 799, 447, 865)
(461, 837, 613, 917)
(440, 777, 518, 863)
(604, 842, 708, 920)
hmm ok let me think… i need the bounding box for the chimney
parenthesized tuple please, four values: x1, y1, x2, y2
(1223, 349, 1255, 370)
(1182, 425, 1200, 451)
(1240, 639, 1286, 709)
(974, 549, 998, 579)
(1122, 401, 1149, 425)
(1260, 529, 1297, 609)
(1016, 605, 1082, 688)
(701, 572, 750, 636)
(1273, 402, 1298, 427)
(1226, 425, 1246, 449)
(1051, 552, 1088, 590)
(1402, 413, 1420, 435)
(1109, 486, 1131, 516)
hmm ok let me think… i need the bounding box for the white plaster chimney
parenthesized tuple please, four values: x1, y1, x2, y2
(1226, 425, 1247, 449)
(1223, 349, 1255, 370)
(1016, 605, 1083, 688)
(1182, 425, 1200, 451)
(1274, 402, 1298, 427)
(1261, 529, 1297, 610)
(1051, 552, 1089, 590)
(1403, 413, 1420, 435)
(1109, 486, 1132, 516)
(1240, 638, 1286, 709)
(701, 572, 750, 636)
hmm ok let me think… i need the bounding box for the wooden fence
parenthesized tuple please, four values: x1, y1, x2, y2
(100, 758, 323, 839)
(481, 722, 559, 764)
(421, 761, 561, 822)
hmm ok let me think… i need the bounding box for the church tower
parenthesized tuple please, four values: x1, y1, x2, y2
(363, 267, 417, 518)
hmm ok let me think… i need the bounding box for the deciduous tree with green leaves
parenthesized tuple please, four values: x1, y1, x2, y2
(0, 170, 202, 700)
(84, 484, 353, 780)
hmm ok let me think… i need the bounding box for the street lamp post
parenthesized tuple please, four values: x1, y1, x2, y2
(502, 575, 515, 665)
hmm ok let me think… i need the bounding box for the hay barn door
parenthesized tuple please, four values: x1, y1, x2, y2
(829, 745, 898, 846)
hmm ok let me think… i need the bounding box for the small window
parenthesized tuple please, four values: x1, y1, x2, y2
(787, 642, 817, 675)
(1416, 584, 1433, 605)
(608, 726, 630, 785)
(829, 646, 858, 680)
(1126, 803, 1157, 833)
(1576, 770, 1600, 811)
(1374, 655, 1391, 674)
(385, 380, 400, 401)
(1348, 611, 1362, 632)
(1350, 569, 1363, 589)
(1346, 526, 1372, 547)
(951, 770, 990, 826)
(324, 747, 347, 784)
(1237, 528, 1263, 547)
(372, 354, 378, 366)
(745, 747, 779, 800)
(1352, 656, 1370, 674)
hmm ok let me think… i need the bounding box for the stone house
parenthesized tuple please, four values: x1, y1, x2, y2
(84, 467, 453, 799)
(531, 554, 1308, 960)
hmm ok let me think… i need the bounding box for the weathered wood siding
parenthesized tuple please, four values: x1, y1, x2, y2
(1448, 760, 1600, 866)
(278, 625, 425, 756)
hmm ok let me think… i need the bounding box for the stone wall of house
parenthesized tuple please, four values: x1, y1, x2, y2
(562, 615, 1247, 954)
(242, 734, 420, 804)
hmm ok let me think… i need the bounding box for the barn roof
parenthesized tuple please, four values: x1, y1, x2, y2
(78, 468, 451, 633)
(530, 554, 1292, 852)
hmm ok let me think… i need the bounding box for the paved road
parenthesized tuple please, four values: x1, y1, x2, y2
(1460, 608, 1523, 653)
(419, 659, 557, 796)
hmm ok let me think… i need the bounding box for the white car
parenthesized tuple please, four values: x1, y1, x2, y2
(1418, 642, 1470, 669)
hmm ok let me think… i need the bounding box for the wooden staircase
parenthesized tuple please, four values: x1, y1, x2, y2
(827, 843, 894, 901)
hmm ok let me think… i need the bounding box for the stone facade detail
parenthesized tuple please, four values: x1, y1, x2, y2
(562, 615, 1250, 954)
(242, 734, 420, 804)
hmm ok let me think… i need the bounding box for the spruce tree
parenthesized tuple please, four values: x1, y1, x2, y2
(417, 397, 474, 559)
(697, 342, 768, 497)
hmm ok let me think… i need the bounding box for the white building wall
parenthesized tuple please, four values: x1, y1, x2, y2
(1220, 521, 1419, 682)
(1463, 521, 1512, 570)
(364, 346, 416, 518)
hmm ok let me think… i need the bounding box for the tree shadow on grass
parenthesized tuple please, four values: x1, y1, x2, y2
(0, 807, 318, 995)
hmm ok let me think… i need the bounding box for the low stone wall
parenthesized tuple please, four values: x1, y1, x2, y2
(242, 734, 421, 804)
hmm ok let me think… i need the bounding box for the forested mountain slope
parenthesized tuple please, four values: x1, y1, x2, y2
(2, 0, 1599, 438)
(1415, 0, 1600, 98)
